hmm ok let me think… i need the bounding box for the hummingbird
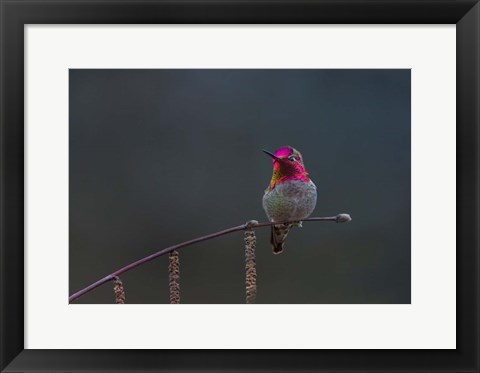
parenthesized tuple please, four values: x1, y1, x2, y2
(262, 146, 317, 254)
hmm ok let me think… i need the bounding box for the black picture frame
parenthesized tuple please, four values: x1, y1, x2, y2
(1, 1, 478, 372)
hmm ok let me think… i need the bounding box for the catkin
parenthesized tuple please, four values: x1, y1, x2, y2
(113, 276, 126, 304)
(169, 250, 180, 304)
(245, 229, 257, 304)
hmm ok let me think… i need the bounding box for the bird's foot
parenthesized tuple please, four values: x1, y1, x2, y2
(292, 220, 303, 228)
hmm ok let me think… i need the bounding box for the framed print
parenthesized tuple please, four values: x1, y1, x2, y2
(1, 0, 479, 372)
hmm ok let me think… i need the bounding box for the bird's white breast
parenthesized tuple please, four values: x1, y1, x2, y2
(262, 179, 317, 222)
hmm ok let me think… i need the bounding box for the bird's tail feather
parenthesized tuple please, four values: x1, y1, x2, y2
(271, 224, 292, 254)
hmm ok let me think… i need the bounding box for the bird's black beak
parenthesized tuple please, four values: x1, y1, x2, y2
(262, 149, 281, 161)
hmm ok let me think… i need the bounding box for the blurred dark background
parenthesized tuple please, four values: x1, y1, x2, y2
(69, 69, 410, 304)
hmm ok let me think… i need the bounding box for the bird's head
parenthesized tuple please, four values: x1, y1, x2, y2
(263, 146, 309, 189)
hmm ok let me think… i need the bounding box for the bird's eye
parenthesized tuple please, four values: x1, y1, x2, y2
(288, 156, 297, 162)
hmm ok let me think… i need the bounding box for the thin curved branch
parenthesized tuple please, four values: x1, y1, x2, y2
(69, 213, 351, 303)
